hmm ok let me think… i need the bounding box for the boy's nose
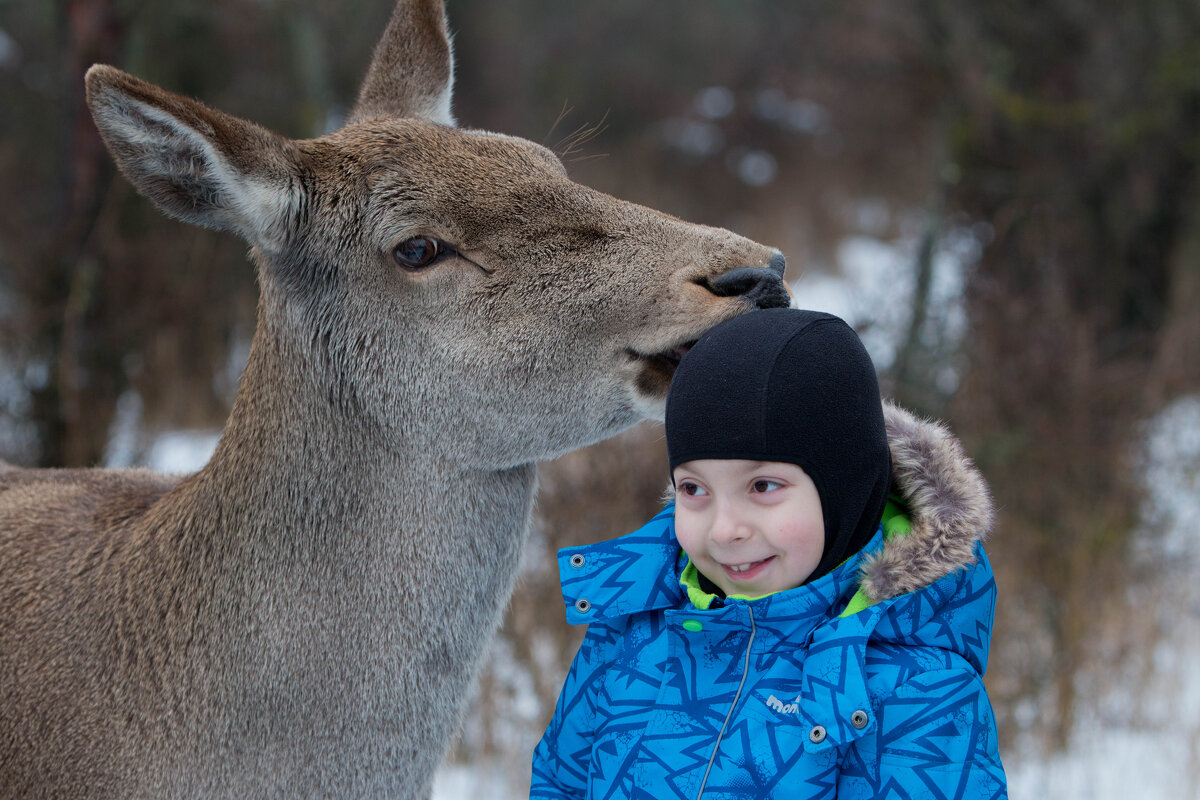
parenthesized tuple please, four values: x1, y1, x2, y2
(710, 506, 751, 544)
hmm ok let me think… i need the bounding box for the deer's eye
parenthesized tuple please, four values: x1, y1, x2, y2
(393, 236, 448, 270)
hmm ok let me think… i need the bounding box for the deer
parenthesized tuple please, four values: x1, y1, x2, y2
(0, 1, 791, 797)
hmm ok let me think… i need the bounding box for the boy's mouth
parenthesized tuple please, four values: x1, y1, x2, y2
(721, 556, 774, 579)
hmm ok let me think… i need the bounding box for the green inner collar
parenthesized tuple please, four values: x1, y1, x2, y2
(839, 498, 911, 617)
(680, 560, 780, 609)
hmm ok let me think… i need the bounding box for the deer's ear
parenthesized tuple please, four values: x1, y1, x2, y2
(348, 0, 456, 126)
(85, 65, 302, 252)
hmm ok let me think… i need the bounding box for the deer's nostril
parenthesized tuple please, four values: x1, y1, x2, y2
(708, 266, 791, 310)
(708, 267, 764, 298)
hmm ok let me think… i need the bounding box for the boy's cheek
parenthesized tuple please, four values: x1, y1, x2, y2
(672, 513, 702, 554)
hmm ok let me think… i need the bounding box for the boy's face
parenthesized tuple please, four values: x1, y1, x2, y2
(673, 459, 824, 597)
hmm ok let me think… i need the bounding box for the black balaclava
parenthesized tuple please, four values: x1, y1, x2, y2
(666, 308, 891, 585)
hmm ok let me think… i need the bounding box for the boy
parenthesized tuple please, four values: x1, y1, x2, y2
(531, 308, 1007, 798)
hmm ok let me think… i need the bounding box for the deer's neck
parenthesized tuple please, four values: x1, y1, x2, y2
(154, 321, 537, 695)
(127, 326, 537, 791)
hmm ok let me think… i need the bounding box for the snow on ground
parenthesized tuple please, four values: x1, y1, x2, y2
(1005, 396, 1200, 797)
(104, 389, 222, 473)
(433, 764, 527, 800)
(144, 429, 222, 473)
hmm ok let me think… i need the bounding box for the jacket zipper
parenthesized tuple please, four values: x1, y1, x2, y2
(695, 605, 757, 799)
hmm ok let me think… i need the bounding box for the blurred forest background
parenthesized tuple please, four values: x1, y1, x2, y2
(2, 0, 1199, 793)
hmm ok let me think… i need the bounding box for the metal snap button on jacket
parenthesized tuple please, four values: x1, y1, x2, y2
(808, 725, 827, 744)
(851, 710, 870, 729)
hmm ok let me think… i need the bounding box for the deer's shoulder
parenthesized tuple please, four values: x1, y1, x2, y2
(0, 466, 181, 540)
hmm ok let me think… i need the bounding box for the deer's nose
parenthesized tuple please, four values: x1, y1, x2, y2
(709, 253, 790, 310)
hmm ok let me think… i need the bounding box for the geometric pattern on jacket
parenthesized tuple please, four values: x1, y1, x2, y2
(531, 401, 1008, 799)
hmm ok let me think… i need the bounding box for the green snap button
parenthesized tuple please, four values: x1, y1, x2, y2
(682, 620, 703, 632)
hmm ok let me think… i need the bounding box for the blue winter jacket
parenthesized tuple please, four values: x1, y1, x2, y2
(530, 401, 1007, 799)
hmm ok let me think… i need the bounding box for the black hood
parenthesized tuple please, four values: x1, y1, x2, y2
(666, 308, 891, 584)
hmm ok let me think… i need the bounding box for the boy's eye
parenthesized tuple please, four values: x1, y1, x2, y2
(752, 479, 782, 493)
(679, 482, 707, 497)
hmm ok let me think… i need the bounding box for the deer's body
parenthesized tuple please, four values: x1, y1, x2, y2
(2, 455, 535, 796)
(0, 2, 789, 797)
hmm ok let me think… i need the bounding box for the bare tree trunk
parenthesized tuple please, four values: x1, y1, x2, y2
(29, 0, 124, 467)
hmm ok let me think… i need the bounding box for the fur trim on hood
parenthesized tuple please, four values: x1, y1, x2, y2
(859, 400, 995, 603)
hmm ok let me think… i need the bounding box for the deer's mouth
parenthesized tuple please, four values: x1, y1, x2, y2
(627, 341, 696, 398)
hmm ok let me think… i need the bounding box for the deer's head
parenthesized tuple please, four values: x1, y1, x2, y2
(85, 0, 789, 470)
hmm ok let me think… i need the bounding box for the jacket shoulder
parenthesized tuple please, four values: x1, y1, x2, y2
(864, 639, 978, 697)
